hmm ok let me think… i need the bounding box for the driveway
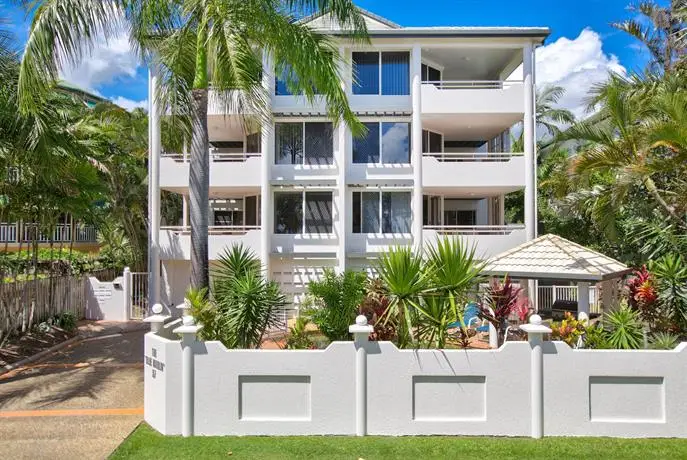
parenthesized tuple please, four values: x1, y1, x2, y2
(0, 324, 146, 460)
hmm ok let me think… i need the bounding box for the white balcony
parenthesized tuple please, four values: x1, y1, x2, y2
(423, 225, 526, 259)
(272, 234, 339, 256)
(159, 226, 262, 261)
(347, 233, 413, 256)
(160, 152, 261, 192)
(422, 152, 525, 192)
(421, 81, 524, 115)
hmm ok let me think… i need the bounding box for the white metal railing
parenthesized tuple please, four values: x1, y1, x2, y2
(537, 285, 601, 314)
(1, 223, 97, 243)
(130, 272, 148, 319)
(0, 223, 18, 242)
(422, 80, 523, 90)
(423, 225, 525, 235)
(162, 225, 261, 236)
(161, 151, 261, 162)
(423, 152, 523, 162)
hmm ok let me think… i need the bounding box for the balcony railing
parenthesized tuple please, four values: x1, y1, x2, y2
(161, 152, 261, 163)
(538, 285, 602, 315)
(422, 80, 523, 90)
(0, 223, 98, 243)
(423, 224, 525, 235)
(161, 225, 261, 235)
(423, 152, 523, 162)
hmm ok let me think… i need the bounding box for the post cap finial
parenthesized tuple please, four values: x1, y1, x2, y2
(355, 315, 368, 326)
(529, 314, 542, 326)
(152, 303, 163, 315)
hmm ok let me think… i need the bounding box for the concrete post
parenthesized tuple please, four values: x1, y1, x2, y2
(520, 314, 551, 439)
(411, 44, 423, 252)
(260, 52, 274, 277)
(123, 267, 132, 321)
(336, 46, 349, 274)
(349, 315, 373, 436)
(143, 303, 171, 333)
(174, 300, 203, 437)
(148, 66, 161, 308)
(182, 195, 189, 229)
(489, 321, 499, 349)
(577, 281, 590, 316)
(523, 43, 536, 242)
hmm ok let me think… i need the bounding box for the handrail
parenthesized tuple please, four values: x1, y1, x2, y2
(0, 223, 97, 243)
(422, 80, 523, 90)
(161, 152, 262, 162)
(162, 225, 261, 236)
(423, 225, 525, 235)
(423, 152, 523, 162)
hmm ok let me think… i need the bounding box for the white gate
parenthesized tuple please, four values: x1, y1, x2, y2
(130, 272, 149, 319)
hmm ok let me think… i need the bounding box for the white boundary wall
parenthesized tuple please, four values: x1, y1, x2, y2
(144, 319, 687, 438)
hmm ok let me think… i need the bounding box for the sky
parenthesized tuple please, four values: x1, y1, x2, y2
(5, 0, 657, 116)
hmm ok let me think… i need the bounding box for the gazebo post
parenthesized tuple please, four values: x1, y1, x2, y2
(577, 281, 590, 316)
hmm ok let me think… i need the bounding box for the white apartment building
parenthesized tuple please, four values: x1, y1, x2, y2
(151, 9, 549, 311)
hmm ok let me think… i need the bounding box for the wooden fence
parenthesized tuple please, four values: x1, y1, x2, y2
(0, 269, 117, 344)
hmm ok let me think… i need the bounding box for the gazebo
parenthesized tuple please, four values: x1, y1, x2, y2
(482, 234, 632, 315)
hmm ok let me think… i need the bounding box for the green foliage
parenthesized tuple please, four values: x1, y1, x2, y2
(604, 304, 645, 349)
(550, 312, 586, 348)
(582, 323, 611, 350)
(0, 248, 114, 276)
(650, 254, 687, 327)
(649, 331, 680, 350)
(307, 269, 367, 342)
(208, 244, 286, 349)
(285, 316, 315, 350)
(53, 311, 77, 332)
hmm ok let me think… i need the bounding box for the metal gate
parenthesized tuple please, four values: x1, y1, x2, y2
(130, 272, 149, 319)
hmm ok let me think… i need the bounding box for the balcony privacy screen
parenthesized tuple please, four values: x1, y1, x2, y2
(304, 192, 333, 233)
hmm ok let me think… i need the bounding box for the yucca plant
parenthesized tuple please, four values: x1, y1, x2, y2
(375, 246, 432, 348)
(604, 304, 644, 349)
(649, 331, 680, 350)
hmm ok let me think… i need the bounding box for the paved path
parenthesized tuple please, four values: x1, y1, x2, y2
(0, 324, 145, 460)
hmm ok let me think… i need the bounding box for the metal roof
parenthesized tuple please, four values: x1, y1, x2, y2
(483, 234, 631, 282)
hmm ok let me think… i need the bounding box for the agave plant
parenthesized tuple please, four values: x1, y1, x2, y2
(651, 254, 687, 327)
(604, 304, 644, 350)
(649, 331, 680, 350)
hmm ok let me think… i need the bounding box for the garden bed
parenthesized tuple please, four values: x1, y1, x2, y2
(0, 325, 76, 367)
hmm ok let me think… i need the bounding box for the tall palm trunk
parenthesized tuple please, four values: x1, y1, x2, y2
(189, 88, 209, 289)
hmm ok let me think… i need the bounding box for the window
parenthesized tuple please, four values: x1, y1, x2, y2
(421, 63, 441, 82)
(353, 51, 410, 95)
(274, 192, 333, 234)
(422, 129, 443, 153)
(353, 122, 410, 164)
(275, 122, 333, 165)
(246, 132, 261, 153)
(444, 210, 476, 226)
(353, 191, 411, 233)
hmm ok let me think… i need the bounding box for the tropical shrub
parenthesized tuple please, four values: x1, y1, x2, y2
(479, 276, 530, 345)
(190, 244, 286, 349)
(651, 254, 687, 329)
(285, 316, 316, 350)
(307, 269, 367, 342)
(582, 323, 611, 349)
(649, 332, 680, 350)
(359, 278, 395, 342)
(604, 303, 644, 349)
(550, 312, 585, 348)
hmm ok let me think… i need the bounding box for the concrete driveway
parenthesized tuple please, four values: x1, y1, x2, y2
(0, 324, 146, 460)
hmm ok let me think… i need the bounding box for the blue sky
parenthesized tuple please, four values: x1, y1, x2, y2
(5, 0, 656, 113)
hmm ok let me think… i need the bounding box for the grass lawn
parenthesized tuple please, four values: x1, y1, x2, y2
(112, 423, 687, 459)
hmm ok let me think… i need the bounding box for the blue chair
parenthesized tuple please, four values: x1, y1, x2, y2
(448, 303, 488, 332)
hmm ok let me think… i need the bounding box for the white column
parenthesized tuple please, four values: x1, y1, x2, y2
(520, 314, 551, 439)
(411, 44, 423, 252)
(577, 281, 590, 316)
(523, 43, 536, 242)
(148, 67, 161, 308)
(349, 315, 373, 436)
(182, 195, 189, 229)
(336, 46, 349, 274)
(123, 267, 132, 321)
(260, 52, 275, 277)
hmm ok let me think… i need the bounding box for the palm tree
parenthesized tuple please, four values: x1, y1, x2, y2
(17, 0, 368, 291)
(512, 84, 575, 153)
(612, 1, 686, 74)
(561, 73, 687, 237)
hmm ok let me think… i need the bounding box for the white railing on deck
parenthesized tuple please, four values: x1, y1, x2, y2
(1, 223, 98, 243)
(423, 152, 523, 162)
(162, 225, 261, 236)
(162, 151, 261, 162)
(422, 80, 523, 90)
(538, 285, 601, 314)
(423, 225, 525, 235)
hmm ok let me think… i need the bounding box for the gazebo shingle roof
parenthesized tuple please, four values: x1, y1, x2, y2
(483, 234, 631, 281)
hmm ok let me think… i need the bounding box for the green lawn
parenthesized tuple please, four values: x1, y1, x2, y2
(111, 423, 687, 459)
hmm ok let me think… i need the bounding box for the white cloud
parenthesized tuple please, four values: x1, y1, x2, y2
(535, 28, 626, 119)
(111, 96, 148, 111)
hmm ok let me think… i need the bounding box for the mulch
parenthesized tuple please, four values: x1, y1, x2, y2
(0, 326, 75, 367)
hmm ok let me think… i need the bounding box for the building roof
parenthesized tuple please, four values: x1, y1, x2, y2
(300, 7, 550, 43)
(483, 234, 631, 282)
(56, 81, 107, 107)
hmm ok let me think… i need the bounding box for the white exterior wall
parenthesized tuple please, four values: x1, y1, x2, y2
(145, 329, 687, 438)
